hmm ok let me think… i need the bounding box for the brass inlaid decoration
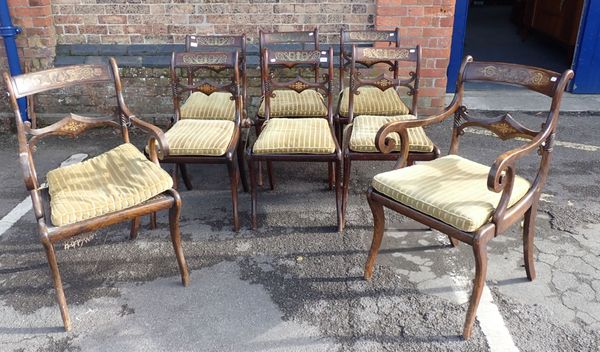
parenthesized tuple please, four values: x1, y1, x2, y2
(60, 120, 88, 134)
(362, 48, 410, 60)
(480, 65, 547, 87)
(17, 66, 109, 95)
(272, 51, 321, 62)
(346, 31, 393, 42)
(181, 53, 229, 65)
(198, 83, 218, 94)
(192, 37, 236, 46)
(288, 80, 310, 92)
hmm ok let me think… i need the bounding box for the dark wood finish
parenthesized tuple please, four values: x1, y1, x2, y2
(161, 50, 245, 231)
(3, 59, 190, 331)
(342, 45, 440, 226)
(247, 48, 343, 232)
(364, 56, 574, 339)
(256, 28, 323, 188)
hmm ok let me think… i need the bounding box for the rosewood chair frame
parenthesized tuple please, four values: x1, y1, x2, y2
(247, 48, 343, 232)
(182, 34, 249, 193)
(3, 59, 190, 331)
(336, 28, 400, 142)
(161, 51, 245, 231)
(256, 28, 330, 189)
(342, 45, 440, 226)
(363, 56, 574, 339)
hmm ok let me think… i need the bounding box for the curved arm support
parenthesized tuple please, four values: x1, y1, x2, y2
(128, 116, 170, 164)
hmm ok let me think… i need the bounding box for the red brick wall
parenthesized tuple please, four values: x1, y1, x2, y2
(376, 0, 455, 114)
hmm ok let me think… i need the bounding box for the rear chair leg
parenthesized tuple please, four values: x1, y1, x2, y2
(523, 206, 537, 281)
(248, 158, 258, 230)
(43, 241, 72, 331)
(342, 155, 351, 224)
(227, 159, 240, 232)
(363, 194, 385, 280)
(130, 217, 141, 240)
(179, 163, 193, 190)
(335, 159, 343, 232)
(169, 193, 190, 286)
(328, 162, 334, 190)
(267, 161, 275, 190)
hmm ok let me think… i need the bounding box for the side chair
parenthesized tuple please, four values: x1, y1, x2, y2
(247, 48, 343, 232)
(3, 59, 190, 331)
(150, 50, 245, 231)
(363, 56, 574, 338)
(342, 45, 439, 225)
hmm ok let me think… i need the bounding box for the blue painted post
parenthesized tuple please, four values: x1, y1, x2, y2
(446, 0, 469, 93)
(571, 0, 600, 93)
(0, 0, 28, 121)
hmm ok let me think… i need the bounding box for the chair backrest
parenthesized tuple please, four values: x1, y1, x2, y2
(170, 51, 242, 124)
(185, 34, 247, 117)
(348, 45, 421, 118)
(259, 29, 319, 95)
(3, 59, 129, 193)
(261, 48, 334, 122)
(339, 28, 400, 90)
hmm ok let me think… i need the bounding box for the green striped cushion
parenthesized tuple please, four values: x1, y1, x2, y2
(258, 90, 328, 118)
(253, 118, 336, 154)
(180, 92, 236, 120)
(339, 87, 410, 117)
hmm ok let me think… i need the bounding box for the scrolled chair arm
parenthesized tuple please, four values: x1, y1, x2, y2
(127, 115, 171, 164)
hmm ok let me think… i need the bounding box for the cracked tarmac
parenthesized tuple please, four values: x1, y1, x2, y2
(0, 111, 598, 351)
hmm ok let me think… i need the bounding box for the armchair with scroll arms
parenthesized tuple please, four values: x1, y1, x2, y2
(362, 56, 574, 338)
(3, 59, 190, 331)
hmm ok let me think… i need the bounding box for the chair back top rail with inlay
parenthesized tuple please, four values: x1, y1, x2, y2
(348, 45, 421, 122)
(261, 48, 334, 124)
(339, 28, 400, 92)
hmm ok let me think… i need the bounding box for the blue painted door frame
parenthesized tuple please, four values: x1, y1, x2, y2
(447, 0, 600, 94)
(571, 0, 600, 93)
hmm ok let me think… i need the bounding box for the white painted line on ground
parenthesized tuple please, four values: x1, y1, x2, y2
(0, 197, 32, 237)
(464, 128, 599, 152)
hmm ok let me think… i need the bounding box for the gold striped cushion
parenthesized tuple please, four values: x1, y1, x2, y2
(47, 143, 173, 227)
(349, 114, 434, 153)
(338, 87, 410, 117)
(164, 119, 235, 156)
(180, 92, 236, 120)
(257, 90, 328, 118)
(372, 155, 531, 232)
(253, 118, 336, 154)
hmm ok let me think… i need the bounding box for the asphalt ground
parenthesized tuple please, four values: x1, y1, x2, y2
(0, 111, 599, 351)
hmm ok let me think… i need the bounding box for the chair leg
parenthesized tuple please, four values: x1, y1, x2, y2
(43, 241, 72, 331)
(267, 161, 275, 190)
(149, 212, 157, 230)
(463, 238, 489, 339)
(237, 140, 249, 193)
(254, 124, 263, 187)
(169, 194, 190, 287)
(130, 217, 141, 240)
(363, 195, 385, 280)
(523, 206, 537, 281)
(342, 155, 351, 224)
(335, 159, 343, 233)
(248, 158, 258, 230)
(171, 164, 179, 190)
(179, 163, 193, 190)
(448, 236, 460, 247)
(328, 162, 334, 190)
(227, 159, 240, 232)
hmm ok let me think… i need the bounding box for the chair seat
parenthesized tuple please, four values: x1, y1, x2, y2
(180, 92, 236, 120)
(257, 89, 328, 118)
(348, 114, 434, 153)
(253, 118, 336, 155)
(338, 87, 410, 117)
(164, 119, 235, 156)
(372, 155, 531, 232)
(47, 143, 173, 227)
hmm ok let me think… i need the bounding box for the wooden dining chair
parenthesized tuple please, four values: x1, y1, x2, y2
(3, 59, 190, 331)
(336, 28, 400, 142)
(247, 48, 343, 232)
(182, 34, 249, 193)
(342, 45, 439, 226)
(255, 28, 334, 189)
(149, 51, 245, 231)
(363, 56, 574, 339)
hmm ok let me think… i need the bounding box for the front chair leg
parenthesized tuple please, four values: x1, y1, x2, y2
(149, 212, 157, 230)
(227, 159, 240, 232)
(179, 163, 193, 190)
(248, 158, 258, 230)
(363, 193, 385, 280)
(237, 140, 249, 192)
(463, 237, 490, 339)
(342, 155, 351, 223)
(169, 192, 190, 287)
(130, 217, 141, 240)
(523, 206, 537, 281)
(43, 241, 72, 331)
(335, 159, 343, 232)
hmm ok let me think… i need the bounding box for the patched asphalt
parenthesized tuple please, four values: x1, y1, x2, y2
(0, 111, 599, 351)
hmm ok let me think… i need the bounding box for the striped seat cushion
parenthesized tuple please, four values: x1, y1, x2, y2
(164, 119, 235, 156)
(180, 92, 236, 120)
(47, 143, 173, 227)
(348, 114, 434, 153)
(338, 87, 410, 117)
(372, 155, 531, 232)
(253, 118, 336, 154)
(257, 90, 328, 118)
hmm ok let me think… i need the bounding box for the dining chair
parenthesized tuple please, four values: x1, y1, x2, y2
(247, 48, 343, 232)
(363, 56, 574, 338)
(342, 45, 439, 225)
(3, 59, 190, 331)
